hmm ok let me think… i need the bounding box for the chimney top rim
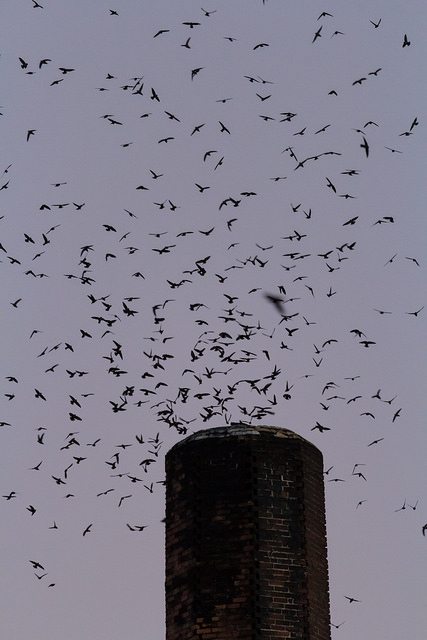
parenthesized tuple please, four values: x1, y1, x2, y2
(167, 424, 322, 455)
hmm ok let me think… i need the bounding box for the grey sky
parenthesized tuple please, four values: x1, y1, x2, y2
(1, 1, 426, 638)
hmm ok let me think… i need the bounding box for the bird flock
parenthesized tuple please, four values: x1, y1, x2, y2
(1, 2, 425, 638)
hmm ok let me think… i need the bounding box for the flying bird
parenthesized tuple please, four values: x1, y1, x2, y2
(360, 137, 369, 157)
(312, 26, 322, 43)
(191, 67, 203, 80)
(345, 596, 361, 603)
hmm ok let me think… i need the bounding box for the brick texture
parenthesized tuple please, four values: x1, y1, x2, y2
(165, 425, 331, 640)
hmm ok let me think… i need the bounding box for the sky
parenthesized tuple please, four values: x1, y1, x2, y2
(1, 1, 426, 638)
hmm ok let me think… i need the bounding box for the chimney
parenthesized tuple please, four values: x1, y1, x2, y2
(165, 425, 331, 639)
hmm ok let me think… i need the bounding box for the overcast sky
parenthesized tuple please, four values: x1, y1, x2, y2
(1, 1, 426, 639)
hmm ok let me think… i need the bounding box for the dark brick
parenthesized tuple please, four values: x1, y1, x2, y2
(166, 425, 331, 639)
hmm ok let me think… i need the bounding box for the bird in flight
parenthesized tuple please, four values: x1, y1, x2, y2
(312, 26, 322, 43)
(345, 596, 361, 603)
(360, 136, 369, 157)
(311, 422, 331, 433)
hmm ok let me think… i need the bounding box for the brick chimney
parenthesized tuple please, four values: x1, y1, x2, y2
(165, 425, 331, 639)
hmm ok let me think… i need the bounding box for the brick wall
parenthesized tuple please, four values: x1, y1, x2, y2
(165, 425, 331, 640)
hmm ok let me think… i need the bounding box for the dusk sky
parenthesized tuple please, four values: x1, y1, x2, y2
(1, 1, 426, 638)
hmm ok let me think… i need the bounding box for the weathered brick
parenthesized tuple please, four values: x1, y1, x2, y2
(166, 425, 331, 639)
